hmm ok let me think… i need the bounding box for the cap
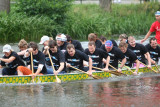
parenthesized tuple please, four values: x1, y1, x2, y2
(105, 40, 112, 48)
(3, 44, 11, 52)
(39, 35, 49, 44)
(155, 11, 160, 15)
(56, 34, 67, 42)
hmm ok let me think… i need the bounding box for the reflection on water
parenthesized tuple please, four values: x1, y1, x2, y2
(1, 75, 160, 107)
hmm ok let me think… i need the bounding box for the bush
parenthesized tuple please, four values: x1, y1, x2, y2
(15, 0, 73, 24)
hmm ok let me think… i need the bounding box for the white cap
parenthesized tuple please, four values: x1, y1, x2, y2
(3, 44, 11, 52)
(39, 35, 49, 44)
(155, 11, 160, 15)
(56, 34, 67, 42)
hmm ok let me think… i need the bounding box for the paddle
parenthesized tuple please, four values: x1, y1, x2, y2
(118, 61, 134, 74)
(108, 64, 127, 76)
(47, 50, 61, 83)
(139, 61, 158, 73)
(92, 66, 125, 76)
(154, 63, 160, 72)
(70, 65, 102, 79)
(30, 52, 34, 82)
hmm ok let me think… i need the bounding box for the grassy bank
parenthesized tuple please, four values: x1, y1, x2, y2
(0, 2, 159, 43)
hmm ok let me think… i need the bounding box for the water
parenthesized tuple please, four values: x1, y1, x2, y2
(0, 35, 159, 107)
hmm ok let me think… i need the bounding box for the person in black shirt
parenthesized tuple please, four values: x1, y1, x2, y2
(66, 34, 84, 52)
(0, 44, 25, 75)
(128, 36, 151, 68)
(65, 44, 93, 75)
(56, 33, 68, 53)
(119, 34, 128, 44)
(119, 42, 140, 75)
(43, 40, 65, 75)
(88, 33, 102, 48)
(103, 40, 126, 72)
(17, 42, 47, 79)
(85, 41, 110, 71)
(145, 37, 160, 64)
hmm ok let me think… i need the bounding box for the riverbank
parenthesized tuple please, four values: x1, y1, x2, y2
(0, 2, 159, 43)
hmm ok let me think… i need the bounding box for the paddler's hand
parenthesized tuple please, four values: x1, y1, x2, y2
(152, 60, 156, 65)
(147, 64, 151, 69)
(117, 68, 122, 72)
(102, 68, 109, 72)
(66, 63, 71, 68)
(87, 70, 93, 76)
(54, 71, 59, 75)
(44, 46, 49, 50)
(31, 73, 37, 79)
(28, 48, 33, 53)
(140, 39, 145, 44)
(133, 71, 138, 75)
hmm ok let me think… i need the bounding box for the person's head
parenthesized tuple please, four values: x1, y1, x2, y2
(149, 37, 157, 49)
(88, 33, 97, 42)
(28, 42, 39, 55)
(39, 35, 50, 46)
(155, 11, 160, 22)
(56, 34, 67, 46)
(3, 44, 12, 57)
(99, 35, 107, 44)
(118, 42, 128, 53)
(49, 40, 57, 53)
(66, 34, 72, 43)
(88, 41, 96, 54)
(119, 34, 128, 43)
(105, 40, 113, 52)
(128, 36, 136, 47)
(18, 39, 28, 51)
(66, 44, 75, 57)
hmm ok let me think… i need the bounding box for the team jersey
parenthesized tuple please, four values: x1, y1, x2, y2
(145, 43, 160, 63)
(58, 42, 68, 53)
(128, 43, 147, 63)
(95, 39, 102, 48)
(1, 51, 25, 70)
(65, 50, 89, 70)
(26, 50, 47, 74)
(124, 48, 137, 67)
(85, 48, 108, 68)
(150, 21, 160, 44)
(45, 49, 65, 70)
(71, 40, 84, 52)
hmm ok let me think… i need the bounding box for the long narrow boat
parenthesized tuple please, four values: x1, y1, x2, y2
(0, 66, 158, 84)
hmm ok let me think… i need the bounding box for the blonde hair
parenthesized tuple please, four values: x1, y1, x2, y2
(128, 36, 135, 42)
(18, 39, 28, 49)
(119, 34, 128, 41)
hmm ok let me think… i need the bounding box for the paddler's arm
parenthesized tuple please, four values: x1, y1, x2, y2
(0, 56, 15, 63)
(145, 52, 151, 68)
(32, 64, 44, 79)
(134, 59, 140, 75)
(118, 57, 126, 72)
(141, 31, 152, 43)
(43, 46, 49, 55)
(55, 62, 64, 75)
(87, 57, 93, 75)
(102, 56, 110, 72)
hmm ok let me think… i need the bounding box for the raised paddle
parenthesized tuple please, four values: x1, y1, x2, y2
(70, 65, 102, 79)
(30, 52, 34, 82)
(91, 66, 125, 76)
(139, 61, 158, 73)
(118, 61, 135, 74)
(108, 64, 127, 76)
(47, 50, 61, 83)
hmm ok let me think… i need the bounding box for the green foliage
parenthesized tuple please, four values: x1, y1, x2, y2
(15, 0, 73, 24)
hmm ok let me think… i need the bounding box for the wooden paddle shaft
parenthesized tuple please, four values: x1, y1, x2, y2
(47, 50, 56, 72)
(139, 61, 158, 73)
(31, 52, 34, 74)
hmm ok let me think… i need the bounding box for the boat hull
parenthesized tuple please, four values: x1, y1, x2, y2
(0, 66, 158, 84)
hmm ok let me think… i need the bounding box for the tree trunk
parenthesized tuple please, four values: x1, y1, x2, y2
(0, 0, 10, 13)
(99, 0, 112, 12)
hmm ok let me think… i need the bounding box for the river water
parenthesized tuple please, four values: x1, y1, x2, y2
(0, 36, 160, 107)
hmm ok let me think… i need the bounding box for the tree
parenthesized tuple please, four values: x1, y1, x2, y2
(99, 0, 112, 12)
(0, 0, 10, 13)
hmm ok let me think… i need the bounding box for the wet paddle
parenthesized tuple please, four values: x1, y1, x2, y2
(70, 65, 102, 79)
(91, 66, 125, 76)
(30, 52, 34, 82)
(118, 61, 135, 74)
(139, 61, 158, 73)
(108, 64, 127, 76)
(47, 50, 61, 83)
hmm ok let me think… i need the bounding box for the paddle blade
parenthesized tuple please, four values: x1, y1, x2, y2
(92, 75, 103, 79)
(109, 71, 127, 76)
(56, 76, 61, 83)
